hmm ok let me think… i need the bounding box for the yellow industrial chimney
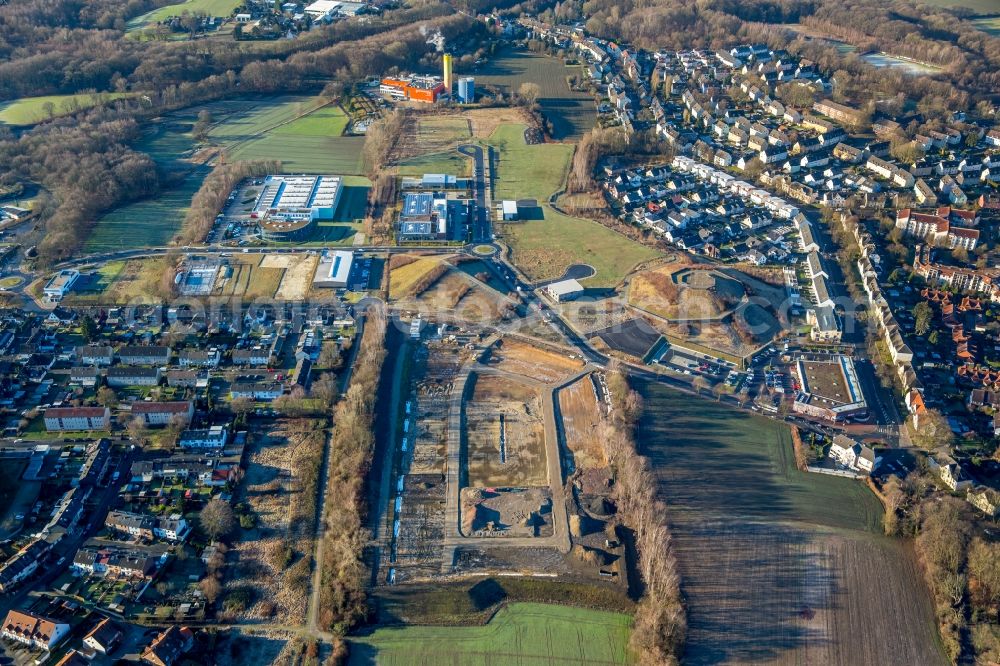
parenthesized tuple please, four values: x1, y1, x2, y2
(443, 53, 453, 93)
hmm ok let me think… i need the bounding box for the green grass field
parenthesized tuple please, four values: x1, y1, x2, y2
(396, 151, 473, 177)
(0, 93, 131, 126)
(85, 167, 210, 251)
(971, 16, 1000, 35)
(920, 0, 998, 12)
(488, 124, 658, 287)
(475, 49, 595, 140)
(273, 105, 349, 137)
(210, 98, 365, 174)
(127, 0, 241, 31)
(349, 603, 632, 665)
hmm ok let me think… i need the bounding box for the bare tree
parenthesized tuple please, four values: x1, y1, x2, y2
(200, 499, 236, 541)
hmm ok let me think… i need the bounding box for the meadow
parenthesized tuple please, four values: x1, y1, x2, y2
(127, 0, 241, 31)
(488, 123, 658, 288)
(349, 602, 632, 665)
(474, 49, 595, 140)
(635, 380, 946, 666)
(0, 93, 131, 126)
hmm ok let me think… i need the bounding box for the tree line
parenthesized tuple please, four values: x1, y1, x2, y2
(179, 159, 280, 245)
(602, 362, 686, 665)
(318, 307, 387, 635)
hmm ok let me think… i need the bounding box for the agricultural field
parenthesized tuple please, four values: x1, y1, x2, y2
(349, 602, 632, 665)
(127, 0, 241, 31)
(226, 421, 322, 624)
(474, 48, 595, 140)
(465, 372, 547, 488)
(635, 380, 946, 666)
(0, 93, 131, 126)
(488, 338, 584, 384)
(86, 167, 210, 251)
(971, 16, 1000, 35)
(488, 124, 658, 287)
(209, 98, 365, 174)
(556, 374, 605, 472)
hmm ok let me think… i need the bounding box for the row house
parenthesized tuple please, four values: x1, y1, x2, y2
(44, 406, 110, 432)
(130, 400, 194, 427)
(107, 366, 161, 387)
(1, 610, 70, 651)
(76, 345, 113, 366)
(118, 345, 171, 366)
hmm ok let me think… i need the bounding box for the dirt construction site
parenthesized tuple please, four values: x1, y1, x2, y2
(380, 325, 631, 592)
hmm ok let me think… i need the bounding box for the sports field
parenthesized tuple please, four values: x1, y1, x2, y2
(475, 49, 594, 140)
(488, 124, 658, 288)
(0, 93, 131, 126)
(348, 603, 632, 665)
(635, 380, 946, 666)
(127, 0, 241, 31)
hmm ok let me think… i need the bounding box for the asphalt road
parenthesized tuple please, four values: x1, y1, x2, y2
(458, 144, 491, 244)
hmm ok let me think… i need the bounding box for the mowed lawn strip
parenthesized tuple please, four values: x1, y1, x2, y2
(349, 602, 632, 666)
(0, 93, 132, 126)
(488, 123, 658, 288)
(273, 105, 349, 137)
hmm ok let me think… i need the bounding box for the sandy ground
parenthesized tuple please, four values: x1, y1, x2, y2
(275, 255, 319, 300)
(489, 339, 584, 384)
(557, 374, 605, 472)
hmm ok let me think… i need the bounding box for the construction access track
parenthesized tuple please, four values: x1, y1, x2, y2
(441, 339, 597, 569)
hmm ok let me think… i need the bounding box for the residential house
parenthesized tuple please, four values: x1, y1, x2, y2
(178, 425, 228, 449)
(117, 346, 171, 366)
(83, 619, 122, 656)
(230, 383, 284, 402)
(75, 346, 113, 366)
(967, 487, 999, 517)
(0, 540, 49, 593)
(130, 401, 194, 427)
(107, 367, 161, 387)
(1, 610, 70, 651)
(178, 350, 220, 368)
(69, 366, 100, 387)
(44, 407, 110, 432)
(105, 510, 155, 540)
(141, 626, 194, 666)
(154, 514, 190, 542)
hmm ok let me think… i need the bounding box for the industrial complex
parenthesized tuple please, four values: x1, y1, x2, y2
(251, 175, 343, 241)
(379, 53, 474, 105)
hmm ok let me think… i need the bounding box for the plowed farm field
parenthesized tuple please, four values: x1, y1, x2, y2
(636, 379, 946, 666)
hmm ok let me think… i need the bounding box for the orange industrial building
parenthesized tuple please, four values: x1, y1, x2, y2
(379, 76, 446, 103)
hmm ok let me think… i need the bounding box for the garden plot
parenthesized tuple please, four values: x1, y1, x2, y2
(226, 421, 323, 625)
(464, 373, 547, 488)
(486, 339, 584, 384)
(556, 374, 605, 472)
